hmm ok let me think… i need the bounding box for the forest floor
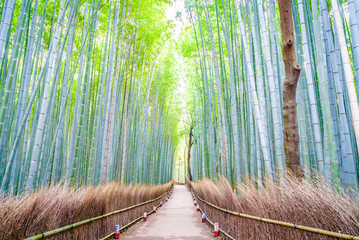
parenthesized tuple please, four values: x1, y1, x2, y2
(120, 185, 214, 240)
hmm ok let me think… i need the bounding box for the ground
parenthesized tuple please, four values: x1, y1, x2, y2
(121, 185, 214, 240)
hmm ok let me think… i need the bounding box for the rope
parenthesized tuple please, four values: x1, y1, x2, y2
(99, 205, 158, 240)
(99, 188, 175, 240)
(24, 186, 173, 240)
(184, 184, 235, 240)
(192, 189, 359, 240)
(196, 204, 235, 240)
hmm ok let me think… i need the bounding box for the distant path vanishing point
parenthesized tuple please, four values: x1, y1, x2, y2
(121, 185, 214, 240)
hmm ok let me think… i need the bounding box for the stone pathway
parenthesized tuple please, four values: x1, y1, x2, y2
(121, 185, 214, 240)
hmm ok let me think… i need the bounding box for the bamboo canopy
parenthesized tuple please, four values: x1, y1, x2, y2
(0, 0, 359, 195)
(0, 0, 177, 194)
(185, 0, 359, 193)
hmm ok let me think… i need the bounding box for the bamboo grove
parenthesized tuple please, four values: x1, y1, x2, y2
(0, 0, 179, 194)
(183, 0, 359, 193)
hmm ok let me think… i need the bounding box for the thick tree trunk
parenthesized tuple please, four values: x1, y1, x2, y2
(187, 125, 193, 181)
(278, 0, 303, 179)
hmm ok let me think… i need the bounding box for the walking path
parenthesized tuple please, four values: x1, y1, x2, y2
(121, 185, 214, 240)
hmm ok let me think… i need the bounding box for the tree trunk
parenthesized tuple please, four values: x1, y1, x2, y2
(278, 0, 303, 179)
(187, 125, 193, 181)
(279, 0, 303, 179)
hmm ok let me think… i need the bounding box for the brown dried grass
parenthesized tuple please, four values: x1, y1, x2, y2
(0, 181, 173, 240)
(189, 176, 359, 239)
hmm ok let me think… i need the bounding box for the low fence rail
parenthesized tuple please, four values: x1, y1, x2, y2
(187, 185, 235, 240)
(24, 186, 173, 240)
(188, 184, 359, 240)
(98, 193, 173, 240)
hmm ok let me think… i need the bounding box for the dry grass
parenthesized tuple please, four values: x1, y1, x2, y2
(188, 176, 359, 239)
(0, 181, 173, 240)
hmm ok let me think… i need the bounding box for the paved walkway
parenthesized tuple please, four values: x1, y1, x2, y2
(121, 185, 214, 240)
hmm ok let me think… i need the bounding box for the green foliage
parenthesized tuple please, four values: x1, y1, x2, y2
(177, 27, 197, 58)
(0, 0, 180, 193)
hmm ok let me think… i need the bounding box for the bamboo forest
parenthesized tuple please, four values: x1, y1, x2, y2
(1, 0, 359, 239)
